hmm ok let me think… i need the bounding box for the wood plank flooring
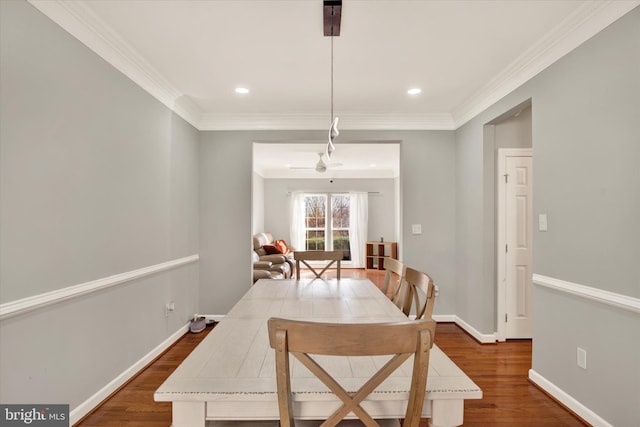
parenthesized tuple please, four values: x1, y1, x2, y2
(431, 323, 586, 427)
(77, 269, 587, 426)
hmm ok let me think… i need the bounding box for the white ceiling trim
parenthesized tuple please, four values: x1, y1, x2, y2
(199, 112, 455, 131)
(28, 0, 203, 128)
(452, 0, 640, 127)
(28, 0, 639, 131)
(258, 169, 399, 180)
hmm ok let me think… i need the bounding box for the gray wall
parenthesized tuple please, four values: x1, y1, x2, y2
(199, 130, 456, 315)
(252, 172, 265, 234)
(493, 104, 533, 150)
(454, 103, 532, 334)
(530, 9, 639, 426)
(262, 178, 397, 246)
(0, 0, 199, 411)
(532, 14, 639, 295)
(454, 7, 639, 426)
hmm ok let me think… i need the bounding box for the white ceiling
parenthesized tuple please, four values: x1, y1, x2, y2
(28, 0, 637, 178)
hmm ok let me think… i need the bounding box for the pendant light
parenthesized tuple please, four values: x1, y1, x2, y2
(324, 0, 341, 161)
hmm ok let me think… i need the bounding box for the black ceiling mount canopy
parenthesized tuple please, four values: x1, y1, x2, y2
(323, 0, 342, 37)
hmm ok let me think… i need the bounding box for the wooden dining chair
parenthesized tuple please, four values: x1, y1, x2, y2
(380, 257, 406, 307)
(399, 267, 436, 320)
(267, 317, 436, 427)
(293, 250, 342, 280)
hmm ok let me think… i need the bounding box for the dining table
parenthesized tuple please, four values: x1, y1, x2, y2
(154, 278, 482, 427)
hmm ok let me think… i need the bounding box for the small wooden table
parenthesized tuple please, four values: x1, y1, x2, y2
(154, 279, 481, 427)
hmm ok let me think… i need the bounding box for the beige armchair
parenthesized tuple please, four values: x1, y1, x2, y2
(252, 252, 284, 282)
(252, 232, 294, 279)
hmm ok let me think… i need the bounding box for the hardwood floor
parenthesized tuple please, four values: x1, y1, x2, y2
(77, 270, 587, 427)
(431, 323, 586, 427)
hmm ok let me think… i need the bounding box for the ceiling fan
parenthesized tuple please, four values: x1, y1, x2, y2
(289, 153, 343, 173)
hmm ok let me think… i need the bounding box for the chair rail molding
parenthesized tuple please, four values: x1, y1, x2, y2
(0, 255, 199, 320)
(532, 274, 640, 313)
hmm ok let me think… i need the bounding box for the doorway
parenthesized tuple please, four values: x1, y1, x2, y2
(490, 101, 533, 341)
(251, 140, 401, 267)
(497, 148, 533, 340)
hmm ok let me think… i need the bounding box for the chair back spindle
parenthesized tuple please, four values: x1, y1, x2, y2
(399, 267, 436, 320)
(381, 258, 406, 310)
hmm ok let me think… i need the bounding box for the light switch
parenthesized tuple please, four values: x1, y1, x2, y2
(411, 224, 422, 235)
(538, 214, 548, 232)
(577, 347, 587, 370)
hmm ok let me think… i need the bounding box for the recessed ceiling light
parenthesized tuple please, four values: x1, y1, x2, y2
(407, 88, 422, 95)
(235, 87, 249, 94)
(369, 163, 377, 167)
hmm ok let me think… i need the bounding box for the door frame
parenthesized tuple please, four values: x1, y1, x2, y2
(496, 148, 532, 342)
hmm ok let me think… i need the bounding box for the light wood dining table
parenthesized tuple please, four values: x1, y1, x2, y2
(154, 279, 482, 427)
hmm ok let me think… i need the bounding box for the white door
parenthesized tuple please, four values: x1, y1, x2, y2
(497, 149, 533, 340)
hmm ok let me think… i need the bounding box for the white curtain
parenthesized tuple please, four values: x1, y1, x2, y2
(289, 191, 306, 251)
(349, 192, 368, 268)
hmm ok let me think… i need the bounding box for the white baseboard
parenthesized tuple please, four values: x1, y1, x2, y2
(195, 314, 226, 323)
(454, 316, 497, 343)
(432, 314, 497, 344)
(431, 314, 456, 323)
(529, 369, 612, 427)
(70, 323, 190, 425)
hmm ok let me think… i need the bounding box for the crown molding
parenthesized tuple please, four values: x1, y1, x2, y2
(27, 0, 202, 128)
(451, 0, 640, 128)
(198, 112, 455, 131)
(340, 113, 456, 131)
(28, 0, 639, 131)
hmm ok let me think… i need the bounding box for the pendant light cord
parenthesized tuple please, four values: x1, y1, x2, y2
(325, 3, 339, 162)
(330, 27, 334, 123)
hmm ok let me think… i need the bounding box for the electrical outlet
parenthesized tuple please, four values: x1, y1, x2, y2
(165, 301, 175, 317)
(411, 224, 422, 235)
(577, 347, 587, 370)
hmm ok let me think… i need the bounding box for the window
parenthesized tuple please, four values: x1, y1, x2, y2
(304, 194, 326, 251)
(331, 194, 350, 259)
(303, 193, 351, 260)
